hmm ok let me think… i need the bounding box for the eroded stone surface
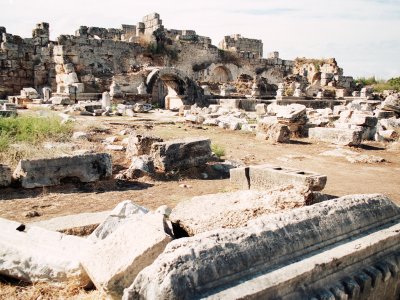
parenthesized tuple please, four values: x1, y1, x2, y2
(13, 153, 112, 188)
(124, 194, 400, 300)
(82, 213, 172, 299)
(170, 185, 316, 236)
(0, 218, 91, 285)
(151, 137, 212, 172)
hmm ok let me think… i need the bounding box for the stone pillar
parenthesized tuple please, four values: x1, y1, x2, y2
(42, 87, 51, 102)
(293, 83, 302, 97)
(137, 82, 146, 95)
(251, 81, 260, 97)
(276, 83, 284, 98)
(102, 91, 111, 109)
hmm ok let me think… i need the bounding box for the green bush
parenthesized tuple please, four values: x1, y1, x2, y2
(0, 115, 72, 151)
(211, 143, 225, 158)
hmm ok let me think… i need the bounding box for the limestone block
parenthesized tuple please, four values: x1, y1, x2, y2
(256, 123, 290, 143)
(276, 104, 307, 124)
(0, 164, 12, 187)
(50, 96, 73, 105)
(101, 91, 111, 109)
(350, 114, 378, 127)
(89, 201, 149, 241)
(374, 110, 396, 119)
(126, 134, 163, 157)
(71, 83, 84, 93)
(170, 187, 315, 236)
(309, 127, 362, 146)
(20, 87, 39, 99)
(255, 103, 268, 115)
(121, 155, 155, 179)
(82, 213, 172, 299)
(63, 72, 79, 85)
(151, 138, 212, 172)
(0, 217, 91, 285)
(13, 153, 112, 188)
(1, 42, 18, 51)
(230, 164, 327, 191)
(42, 87, 51, 101)
(124, 194, 400, 299)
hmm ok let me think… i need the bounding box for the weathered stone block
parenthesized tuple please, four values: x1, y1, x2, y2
(255, 103, 268, 115)
(124, 194, 400, 299)
(309, 127, 362, 146)
(89, 201, 149, 241)
(256, 123, 291, 143)
(13, 153, 112, 188)
(82, 213, 172, 299)
(0, 164, 12, 187)
(0, 217, 91, 285)
(230, 164, 327, 191)
(350, 114, 378, 127)
(151, 138, 212, 172)
(126, 134, 163, 157)
(170, 187, 315, 236)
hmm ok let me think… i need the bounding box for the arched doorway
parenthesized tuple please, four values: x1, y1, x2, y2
(209, 65, 233, 83)
(146, 67, 204, 109)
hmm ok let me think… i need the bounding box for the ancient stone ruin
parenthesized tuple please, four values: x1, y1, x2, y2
(0, 11, 400, 300)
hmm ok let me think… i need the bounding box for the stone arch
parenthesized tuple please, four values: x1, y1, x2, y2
(208, 64, 233, 83)
(146, 67, 204, 109)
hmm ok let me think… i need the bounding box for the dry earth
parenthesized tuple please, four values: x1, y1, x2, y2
(1, 111, 399, 298)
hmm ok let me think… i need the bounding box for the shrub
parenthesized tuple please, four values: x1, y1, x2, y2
(211, 144, 225, 158)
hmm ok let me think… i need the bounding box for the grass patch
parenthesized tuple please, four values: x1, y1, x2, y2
(0, 115, 73, 166)
(211, 143, 225, 158)
(0, 115, 72, 151)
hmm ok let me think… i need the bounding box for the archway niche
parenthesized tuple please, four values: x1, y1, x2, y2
(209, 66, 233, 83)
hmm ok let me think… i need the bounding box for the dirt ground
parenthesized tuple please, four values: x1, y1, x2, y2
(1, 111, 400, 223)
(1, 111, 400, 299)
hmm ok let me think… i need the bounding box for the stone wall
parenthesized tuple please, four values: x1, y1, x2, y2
(0, 23, 55, 98)
(219, 34, 263, 58)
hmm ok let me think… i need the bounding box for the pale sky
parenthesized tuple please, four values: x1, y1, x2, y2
(1, 0, 399, 79)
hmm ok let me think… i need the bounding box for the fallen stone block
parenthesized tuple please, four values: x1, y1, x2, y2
(31, 211, 111, 234)
(0, 110, 17, 117)
(350, 114, 378, 127)
(170, 186, 316, 236)
(0, 217, 91, 285)
(309, 127, 362, 146)
(230, 164, 327, 191)
(256, 123, 290, 143)
(126, 134, 163, 157)
(276, 103, 308, 125)
(255, 103, 268, 115)
(151, 138, 212, 172)
(120, 155, 154, 179)
(89, 200, 149, 241)
(50, 96, 73, 105)
(0, 164, 12, 187)
(124, 194, 400, 299)
(382, 93, 400, 113)
(13, 153, 112, 188)
(81, 213, 172, 299)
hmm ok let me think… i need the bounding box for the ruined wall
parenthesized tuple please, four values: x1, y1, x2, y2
(0, 23, 55, 98)
(219, 34, 263, 59)
(54, 34, 148, 93)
